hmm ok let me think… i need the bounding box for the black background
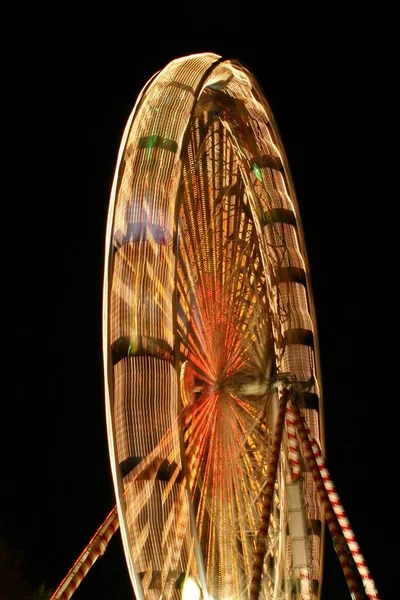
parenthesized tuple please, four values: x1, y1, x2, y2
(3, 7, 394, 600)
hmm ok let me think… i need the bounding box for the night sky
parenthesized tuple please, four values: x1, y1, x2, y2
(3, 10, 393, 600)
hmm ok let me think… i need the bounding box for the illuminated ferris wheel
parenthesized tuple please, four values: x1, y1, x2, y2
(103, 51, 325, 600)
(51, 53, 380, 600)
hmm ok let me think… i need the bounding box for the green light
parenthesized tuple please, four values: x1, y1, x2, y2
(139, 135, 178, 153)
(253, 163, 262, 181)
(146, 134, 158, 149)
(263, 211, 271, 225)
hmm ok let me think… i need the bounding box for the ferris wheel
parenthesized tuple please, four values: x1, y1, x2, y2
(51, 53, 380, 600)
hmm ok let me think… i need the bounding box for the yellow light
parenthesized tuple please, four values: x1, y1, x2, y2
(182, 576, 201, 600)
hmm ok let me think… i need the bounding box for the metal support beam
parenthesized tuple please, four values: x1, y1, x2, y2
(50, 506, 119, 600)
(289, 395, 367, 600)
(249, 386, 289, 600)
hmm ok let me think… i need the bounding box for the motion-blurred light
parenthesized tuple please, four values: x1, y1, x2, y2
(182, 576, 201, 600)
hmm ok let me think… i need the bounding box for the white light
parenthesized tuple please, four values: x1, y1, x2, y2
(182, 576, 201, 600)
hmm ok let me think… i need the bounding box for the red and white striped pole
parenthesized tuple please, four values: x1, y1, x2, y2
(286, 399, 301, 480)
(301, 418, 380, 600)
(289, 396, 366, 600)
(50, 505, 119, 600)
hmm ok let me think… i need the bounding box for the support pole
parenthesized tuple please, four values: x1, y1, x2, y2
(50, 505, 119, 600)
(302, 420, 380, 600)
(290, 396, 366, 600)
(249, 386, 289, 600)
